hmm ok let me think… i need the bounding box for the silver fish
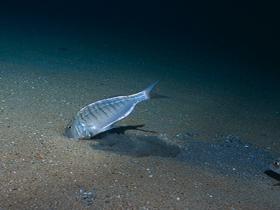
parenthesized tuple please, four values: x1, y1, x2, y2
(270, 158, 280, 174)
(64, 81, 158, 140)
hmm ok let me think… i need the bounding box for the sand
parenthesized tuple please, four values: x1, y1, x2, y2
(1, 25, 280, 209)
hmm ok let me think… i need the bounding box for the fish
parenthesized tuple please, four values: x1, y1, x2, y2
(270, 158, 280, 174)
(64, 81, 159, 140)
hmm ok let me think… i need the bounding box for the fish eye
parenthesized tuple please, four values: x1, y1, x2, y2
(273, 161, 280, 167)
(68, 126, 71, 128)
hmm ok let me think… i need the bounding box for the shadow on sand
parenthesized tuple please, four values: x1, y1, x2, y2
(264, 170, 280, 186)
(90, 125, 181, 158)
(90, 125, 280, 180)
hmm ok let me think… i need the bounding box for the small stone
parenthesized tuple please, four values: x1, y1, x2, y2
(35, 153, 44, 160)
(78, 187, 96, 206)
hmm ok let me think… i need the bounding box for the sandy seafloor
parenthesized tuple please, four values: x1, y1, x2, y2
(1, 25, 280, 210)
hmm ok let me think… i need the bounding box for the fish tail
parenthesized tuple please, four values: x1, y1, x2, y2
(143, 80, 159, 99)
(132, 81, 159, 102)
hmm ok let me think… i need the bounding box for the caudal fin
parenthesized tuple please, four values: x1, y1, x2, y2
(142, 81, 159, 100)
(131, 81, 159, 102)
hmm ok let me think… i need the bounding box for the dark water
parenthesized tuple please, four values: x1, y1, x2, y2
(1, 1, 280, 94)
(1, 0, 279, 72)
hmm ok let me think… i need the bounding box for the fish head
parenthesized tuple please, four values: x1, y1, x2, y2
(64, 118, 82, 139)
(270, 158, 280, 174)
(64, 118, 94, 140)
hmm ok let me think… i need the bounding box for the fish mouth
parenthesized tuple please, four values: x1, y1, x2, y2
(64, 129, 71, 138)
(64, 125, 83, 140)
(64, 126, 75, 139)
(64, 118, 76, 138)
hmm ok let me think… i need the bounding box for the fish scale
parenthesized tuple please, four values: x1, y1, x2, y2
(65, 81, 159, 139)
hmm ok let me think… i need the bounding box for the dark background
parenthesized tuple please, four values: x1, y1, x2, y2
(0, 0, 279, 76)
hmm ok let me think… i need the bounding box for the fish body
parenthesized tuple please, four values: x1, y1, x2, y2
(64, 81, 158, 140)
(270, 158, 280, 174)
